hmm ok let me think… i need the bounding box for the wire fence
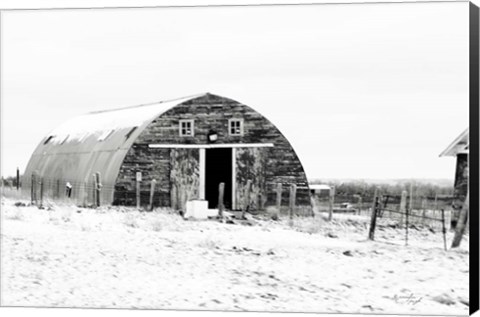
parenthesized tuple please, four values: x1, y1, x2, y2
(2, 175, 462, 250)
(2, 174, 459, 240)
(8, 174, 314, 215)
(364, 189, 453, 250)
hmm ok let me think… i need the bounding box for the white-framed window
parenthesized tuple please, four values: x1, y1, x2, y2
(179, 119, 194, 137)
(228, 118, 243, 136)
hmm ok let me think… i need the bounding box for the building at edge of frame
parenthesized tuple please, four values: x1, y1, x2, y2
(439, 127, 469, 215)
(23, 93, 312, 214)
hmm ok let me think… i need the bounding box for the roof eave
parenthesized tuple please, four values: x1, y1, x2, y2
(439, 128, 469, 157)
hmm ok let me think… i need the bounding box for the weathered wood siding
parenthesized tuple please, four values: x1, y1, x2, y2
(453, 153, 468, 208)
(235, 147, 267, 211)
(114, 145, 170, 207)
(170, 148, 200, 211)
(114, 94, 311, 211)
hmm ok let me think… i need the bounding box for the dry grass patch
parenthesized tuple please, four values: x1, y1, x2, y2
(6, 207, 25, 221)
(197, 236, 223, 250)
(148, 218, 163, 232)
(292, 217, 325, 234)
(122, 213, 139, 228)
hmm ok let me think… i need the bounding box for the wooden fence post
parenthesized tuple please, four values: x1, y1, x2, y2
(405, 202, 409, 246)
(368, 188, 379, 240)
(35, 174, 39, 205)
(92, 174, 97, 207)
(149, 179, 156, 211)
(241, 180, 252, 219)
(178, 185, 184, 212)
(16, 167, 20, 190)
(39, 178, 44, 208)
(328, 186, 335, 221)
(259, 193, 265, 211)
(409, 182, 414, 213)
(421, 197, 427, 225)
(31, 173, 36, 204)
(452, 190, 469, 248)
(357, 196, 362, 215)
(276, 183, 282, 213)
(310, 193, 317, 217)
(399, 190, 407, 225)
(441, 209, 447, 251)
(171, 184, 177, 210)
(378, 194, 387, 218)
(218, 182, 225, 220)
(56, 179, 60, 199)
(289, 184, 296, 225)
(309, 189, 315, 217)
(446, 209, 452, 231)
(83, 181, 87, 207)
(95, 172, 101, 207)
(136, 172, 142, 209)
(433, 193, 438, 229)
(406, 183, 413, 246)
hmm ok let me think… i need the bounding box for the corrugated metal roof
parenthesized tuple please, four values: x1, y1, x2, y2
(45, 93, 205, 146)
(439, 128, 469, 157)
(23, 93, 207, 204)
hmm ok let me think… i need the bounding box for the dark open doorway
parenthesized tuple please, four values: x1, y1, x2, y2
(205, 148, 232, 209)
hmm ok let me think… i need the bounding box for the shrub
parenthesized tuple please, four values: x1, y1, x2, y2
(294, 218, 324, 234)
(197, 236, 223, 250)
(266, 206, 280, 220)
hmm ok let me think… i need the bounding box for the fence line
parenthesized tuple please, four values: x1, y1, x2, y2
(5, 174, 457, 231)
(12, 174, 311, 215)
(364, 188, 449, 250)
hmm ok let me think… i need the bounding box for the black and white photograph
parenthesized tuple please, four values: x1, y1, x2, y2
(0, 0, 478, 316)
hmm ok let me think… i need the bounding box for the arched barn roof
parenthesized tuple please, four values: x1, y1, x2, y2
(23, 93, 207, 190)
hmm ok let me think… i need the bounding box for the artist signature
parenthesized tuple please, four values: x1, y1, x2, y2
(393, 293, 423, 305)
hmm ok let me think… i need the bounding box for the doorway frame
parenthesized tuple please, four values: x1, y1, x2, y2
(149, 142, 274, 210)
(199, 147, 239, 209)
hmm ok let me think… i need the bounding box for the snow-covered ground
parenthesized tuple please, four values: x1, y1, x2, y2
(0, 196, 469, 315)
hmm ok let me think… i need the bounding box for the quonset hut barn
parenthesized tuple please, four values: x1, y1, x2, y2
(23, 93, 311, 213)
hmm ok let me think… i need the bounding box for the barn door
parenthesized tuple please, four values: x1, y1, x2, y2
(170, 148, 200, 211)
(205, 148, 232, 209)
(235, 147, 267, 211)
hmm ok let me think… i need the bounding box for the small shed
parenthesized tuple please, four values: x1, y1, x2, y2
(23, 93, 312, 213)
(439, 128, 469, 209)
(309, 184, 332, 195)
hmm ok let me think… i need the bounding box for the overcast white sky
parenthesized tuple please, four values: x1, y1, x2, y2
(0, 1, 471, 180)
